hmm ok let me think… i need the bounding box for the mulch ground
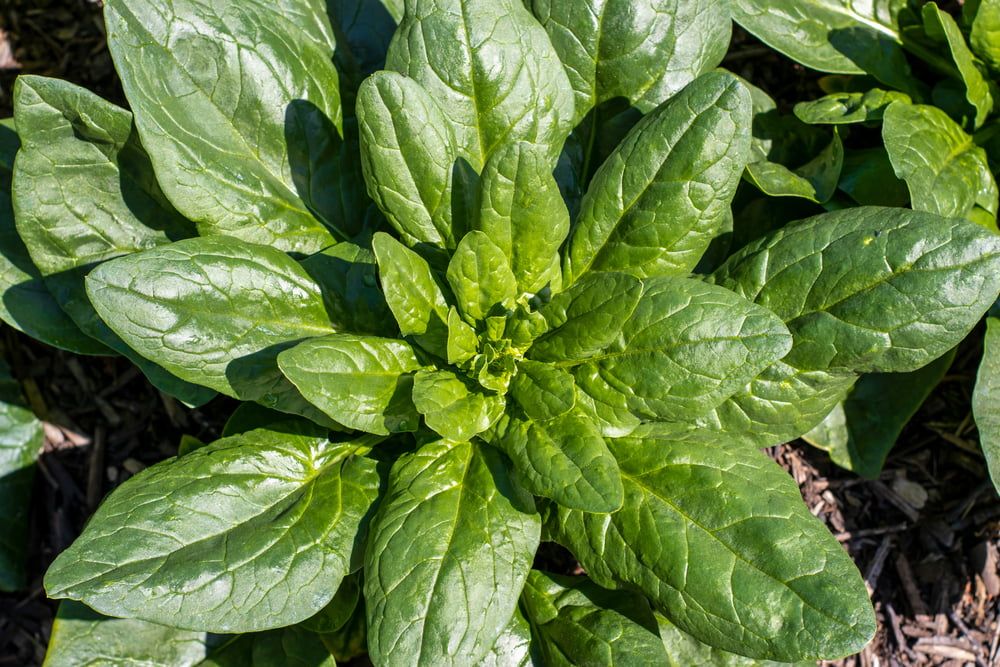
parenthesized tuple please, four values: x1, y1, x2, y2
(1, 3, 999, 666)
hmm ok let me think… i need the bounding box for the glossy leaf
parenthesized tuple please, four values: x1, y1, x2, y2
(657, 614, 809, 667)
(922, 2, 993, 129)
(883, 102, 998, 228)
(480, 606, 535, 667)
(712, 207, 1000, 373)
(975, 315, 1000, 491)
(104, 0, 343, 251)
(386, 0, 575, 169)
(412, 369, 505, 440)
(969, 0, 1000, 74)
(547, 436, 875, 661)
(86, 237, 336, 420)
(793, 89, 910, 125)
(565, 71, 751, 282)
(279, 334, 424, 434)
(447, 232, 518, 323)
(45, 426, 382, 633)
(365, 440, 540, 667)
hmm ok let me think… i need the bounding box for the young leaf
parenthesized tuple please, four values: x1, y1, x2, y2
(45, 425, 382, 633)
(969, 0, 1000, 74)
(476, 142, 569, 295)
(372, 232, 451, 357)
(565, 71, 751, 282)
(712, 207, 1000, 373)
(104, 0, 343, 251)
(547, 436, 876, 662)
(0, 359, 42, 591)
(571, 277, 792, 425)
(412, 369, 505, 441)
(446, 231, 518, 323)
(386, 0, 575, 168)
(793, 89, 911, 125)
(447, 307, 479, 365)
(745, 131, 844, 203)
(86, 237, 336, 421)
(531, 0, 731, 121)
(278, 334, 424, 434)
(922, 2, 993, 129)
(975, 315, 1000, 491)
(358, 72, 460, 249)
(491, 407, 623, 513)
(12, 76, 214, 405)
(883, 102, 998, 228)
(520, 570, 669, 666)
(365, 440, 540, 667)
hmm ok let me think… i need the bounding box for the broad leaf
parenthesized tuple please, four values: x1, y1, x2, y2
(969, 0, 1000, 74)
(657, 614, 809, 667)
(712, 207, 1000, 373)
(365, 440, 540, 667)
(12, 76, 213, 404)
(0, 118, 104, 354)
(301, 240, 396, 337)
(412, 369, 505, 440)
(922, 2, 993, 129)
(793, 89, 911, 125)
(520, 570, 669, 666)
(86, 237, 336, 421)
(476, 142, 568, 295)
(447, 307, 478, 365)
(837, 147, 910, 207)
(883, 101, 998, 228)
(358, 72, 460, 249)
(975, 315, 1000, 491)
(386, 0, 574, 169)
(547, 436, 875, 661)
(0, 359, 42, 591)
(279, 334, 423, 434)
(447, 232, 518, 322)
(481, 606, 535, 667)
(104, 0, 344, 250)
(45, 425, 381, 633)
(509, 361, 575, 422)
(565, 71, 751, 282)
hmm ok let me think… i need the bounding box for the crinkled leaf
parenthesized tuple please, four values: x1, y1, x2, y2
(975, 315, 1000, 491)
(712, 207, 1000, 373)
(883, 102, 998, 228)
(412, 369, 504, 441)
(86, 237, 336, 422)
(447, 231, 517, 323)
(793, 89, 911, 125)
(372, 232, 451, 357)
(547, 436, 875, 662)
(480, 605, 536, 667)
(358, 71, 460, 249)
(386, 0, 574, 169)
(45, 426, 382, 633)
(922, 3, 993, 129)
(279, 334, 423, 435)
(476, 142, 568, 295)
(565, 72, 751, 282)
(509, 361, 575, 422)
(657, 614, 810, 667)
(365, 440, 540, 667)
(104, 0, 349, 250)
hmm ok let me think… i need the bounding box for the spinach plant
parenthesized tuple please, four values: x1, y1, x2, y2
(1, 1, 999, 665)
(731, 0, 1000, 486)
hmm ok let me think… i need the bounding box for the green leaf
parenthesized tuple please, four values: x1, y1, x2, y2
(491, 406, 623, 512)
(476, 142, 569, 295)
(657, 614, 809, 666)
(565, 72, 751, 283)
(883, 102, 998, 228)
(547, 436, 875, 662)
(447, 307, 479, 365)
(301, 575, 361, 635)
(509, 361, 575, 422)
(358, 71, 460, 249)
(529, 272, 643, 364)
(44, 601, 217, 667)
(480, 605, 536, 667)
(730, 0, 916, 94)
(531, 0, 731, 121)
(837, 147, 910, 207)
(521, 570, 669, 666)
(12, 76, 214, 404)
(794, 89, 911, 125)
(447, 232, 518, 323)
(712, 207, 1000, 373)
(745, 131, 844, 203)
(805, 350, 955, 478)
(0, 119, 105, 354)
(45, 426, 382, 633)
(571, 276, 792, 425)
(200, 627, 336, 667)
(86, 237, 336, 421)
(922, 2, 993, 130)
(0, 359, 42, 591)
(104, 0, 343, 251)
(412, 369, 505, 440)
(386, 0, 574, 169)
(975, 315, 1000, 491)
(969, 0, 1000, 74)
(278, 334, 424, 434)
(372, 232, 451, 357)
(365, 440, 540, 667)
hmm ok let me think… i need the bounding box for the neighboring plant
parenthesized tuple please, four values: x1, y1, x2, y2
(732, 0, 1000, 483)
(0, 1, 998, 665)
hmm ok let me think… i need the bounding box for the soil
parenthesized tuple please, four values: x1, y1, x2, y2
(1, 3, 999, 666)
